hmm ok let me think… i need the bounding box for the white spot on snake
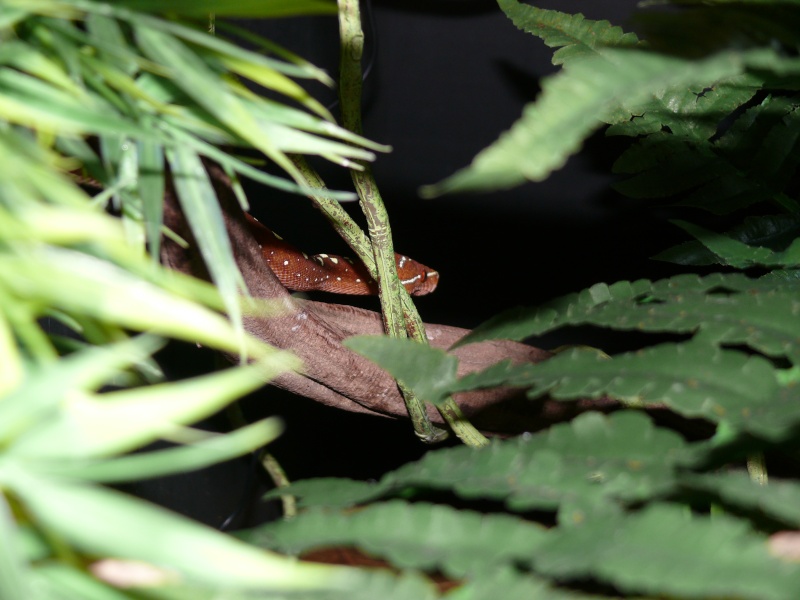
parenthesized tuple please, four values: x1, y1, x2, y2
(336, 277, 342, 281)
(330, 256, 339, 264)
(313, 256, 325, 266)
(398, 255, 408, 268)
(291, 310, 308, 332)
(318, 253, 329, 258)
(272, 232, 283, 240)
(401, 274, 422, 285)
(283, 260, 289, 266)
(355, 278, 362, 283)
(302, 252, 308, 259)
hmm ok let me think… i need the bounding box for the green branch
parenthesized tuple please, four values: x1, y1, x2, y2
(335, 0, 486, 447)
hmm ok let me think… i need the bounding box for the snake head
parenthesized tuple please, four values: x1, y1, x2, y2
(397, 255, 439, 296)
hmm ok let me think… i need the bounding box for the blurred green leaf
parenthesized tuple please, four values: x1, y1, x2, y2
(275, 412, 689, 513)
(532, 503, 800, 600)
(50, 418, 282, 482)
(4, 470, 336, 591)
(445, 567, 599, 600)
(109, 0, 337, 18)
(0, 336, 164, 445)
(0, 494, 31, 600)
(0, 246, 272, 357)
(8, 361, 285, 460)
(264, 477, 382, 509)
(30, 562, 133, 600)
(681, 472, 800, 527)
(247, 500, 548, 578)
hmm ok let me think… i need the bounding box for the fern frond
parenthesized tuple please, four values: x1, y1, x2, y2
(656, 214, 800, 265)
(267, 411, 687, 513)
(532, 503, 800, 600)
(459, 273, 800, 363)
(422, 49, 749, 196)
(497, 0, 640, 66)
(247, 500, 548, 578)
(614, 94, 800, 213)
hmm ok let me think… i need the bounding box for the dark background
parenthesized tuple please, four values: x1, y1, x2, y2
(135, 0, 690, 528)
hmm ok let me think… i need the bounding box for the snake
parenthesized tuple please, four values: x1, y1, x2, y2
(67, 171, 438, 296)
(245, 213, 439, 296)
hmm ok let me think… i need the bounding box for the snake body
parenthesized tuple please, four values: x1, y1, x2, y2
(245, 213, 439, 296)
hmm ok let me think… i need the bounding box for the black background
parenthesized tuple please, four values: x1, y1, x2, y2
(136, 1, 691, 528)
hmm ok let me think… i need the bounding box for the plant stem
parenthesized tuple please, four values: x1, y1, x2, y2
(746, 452, 768, 486)
(336, 0, 438, 442)
(260, 451, 296, 518)
(335, 0, 487, 447)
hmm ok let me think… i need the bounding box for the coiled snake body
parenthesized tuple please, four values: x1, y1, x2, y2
(245, 213, 439, 296)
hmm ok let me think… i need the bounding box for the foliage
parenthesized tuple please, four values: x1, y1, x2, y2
(0, 0, 421, 598)
(244, 1, 800, 599)
(9, 0, 800, 599)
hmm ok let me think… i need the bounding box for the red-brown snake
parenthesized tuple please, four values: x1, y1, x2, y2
(245, 213, 439, 296)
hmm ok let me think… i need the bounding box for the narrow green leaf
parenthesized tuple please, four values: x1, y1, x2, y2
(732, 383, 800, 441)
(247, 500, 548, 578)
(86, 13, 138, 75)
(42, 418, 282, 482)
(0, 69, 154, 139)
(4, 471, 335, 590)
(0, 336, 164, 445)
(0, 246, 269, 358)
(344, 335, 459, 406)
(0, 312, 23, 396)
(135, 25, 293, 174)
(8, 362, 287, 460)
(0, 494, 30, 600)
(110, 0, 337, 17)
(137, 138, 165, 263)
(166, 146, 246, 347)
(31, 563, 132, 600)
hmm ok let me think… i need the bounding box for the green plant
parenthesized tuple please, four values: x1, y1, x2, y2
(9, 0, 800, 599)
(238, 1, 800, 598)
(0, 0, 436, 597)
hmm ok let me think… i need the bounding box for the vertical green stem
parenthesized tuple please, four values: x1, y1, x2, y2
(334, 0, 487, 447)
(260, 451, 296, 518)
(337, 0, 440, 442)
